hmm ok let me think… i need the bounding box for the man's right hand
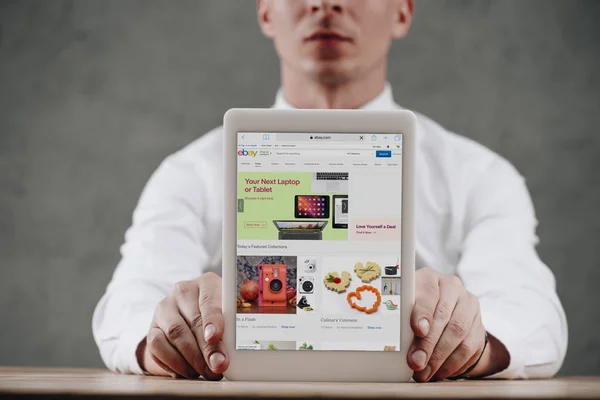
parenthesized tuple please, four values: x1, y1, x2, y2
(137, 272, 229, 380)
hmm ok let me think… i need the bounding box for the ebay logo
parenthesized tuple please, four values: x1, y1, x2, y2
(237, 149, 257, 157)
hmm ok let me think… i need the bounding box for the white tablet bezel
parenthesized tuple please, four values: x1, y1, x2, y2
(222, 108, 416, 382)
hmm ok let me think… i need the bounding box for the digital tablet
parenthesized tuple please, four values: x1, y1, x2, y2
(222, 108, 416, 382)
(295, 195, 330, 219)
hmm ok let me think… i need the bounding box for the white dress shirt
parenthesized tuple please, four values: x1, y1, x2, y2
(93, 84, 568, 379)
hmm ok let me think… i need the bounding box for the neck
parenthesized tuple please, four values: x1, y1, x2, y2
(280, 62, 387, 109)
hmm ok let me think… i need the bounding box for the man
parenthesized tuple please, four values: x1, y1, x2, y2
(93, 0, 567, 382)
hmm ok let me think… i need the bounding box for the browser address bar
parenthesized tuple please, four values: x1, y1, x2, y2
(276, 143, 376, 150)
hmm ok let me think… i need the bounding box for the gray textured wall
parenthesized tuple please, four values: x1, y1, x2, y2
(0, 0, 599, 375)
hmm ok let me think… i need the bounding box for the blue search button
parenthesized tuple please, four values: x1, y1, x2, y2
(376, 150, 392, 158)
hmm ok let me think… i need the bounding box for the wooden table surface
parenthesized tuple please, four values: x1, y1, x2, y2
(1, 367, 599, 399)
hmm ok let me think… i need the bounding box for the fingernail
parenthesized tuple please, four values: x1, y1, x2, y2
(209, 352, 225, 370)
(419, 319, 430, 336)
(204, 324, 216, 341)
(411, 350, 427, 369)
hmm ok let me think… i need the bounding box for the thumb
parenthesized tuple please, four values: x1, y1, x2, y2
(198, 272, 225, 344)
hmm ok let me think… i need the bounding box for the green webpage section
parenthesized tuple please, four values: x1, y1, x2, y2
(237, 172, 348, 241)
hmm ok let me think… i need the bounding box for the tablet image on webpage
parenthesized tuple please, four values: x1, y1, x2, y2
(235, 132, 402, 352)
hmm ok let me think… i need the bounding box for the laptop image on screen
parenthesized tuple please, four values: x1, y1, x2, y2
(311, 172, 349, 193)
(273, 220, 329, 240)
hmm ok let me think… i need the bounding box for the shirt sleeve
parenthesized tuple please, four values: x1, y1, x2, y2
(92, 153, 212, 374)
(457, 157, 568, 379)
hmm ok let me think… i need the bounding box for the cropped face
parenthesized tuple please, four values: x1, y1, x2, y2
(257, 0, 413, 84)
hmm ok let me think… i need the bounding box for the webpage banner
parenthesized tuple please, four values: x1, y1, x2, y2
(238, 172, 348, 241)
(237, 171, 401, 242)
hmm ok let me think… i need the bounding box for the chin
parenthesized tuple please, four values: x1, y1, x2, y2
(302, 59, 355, 85)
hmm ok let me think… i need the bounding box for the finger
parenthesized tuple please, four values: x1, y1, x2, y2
(203, 363, 224, 381)
(438, 315, 485, 379)
(197, 273, 229, 374)
(150, 352, 178, 378)
(146, 326, 198, 379)
(198, 272, 226, 344)
(172, 281, 209, 374)
(140, 337, 175, 378)
(425, 293, 478, 381)
(199, 329, 230, 374)
(410, 268, 439, 338)
(444, 338, 483, 380)
(408, 275, 460, 375)
(155, 297, 204, 377)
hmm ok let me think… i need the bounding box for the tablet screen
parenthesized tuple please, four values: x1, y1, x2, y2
(235, 132, 403, 352)
(295, 195, 330, 218)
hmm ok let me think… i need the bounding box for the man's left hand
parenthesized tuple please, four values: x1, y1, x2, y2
(407, 267, 509, 382)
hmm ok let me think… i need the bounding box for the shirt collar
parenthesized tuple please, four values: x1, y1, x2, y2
(273, 82, 399, 110)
